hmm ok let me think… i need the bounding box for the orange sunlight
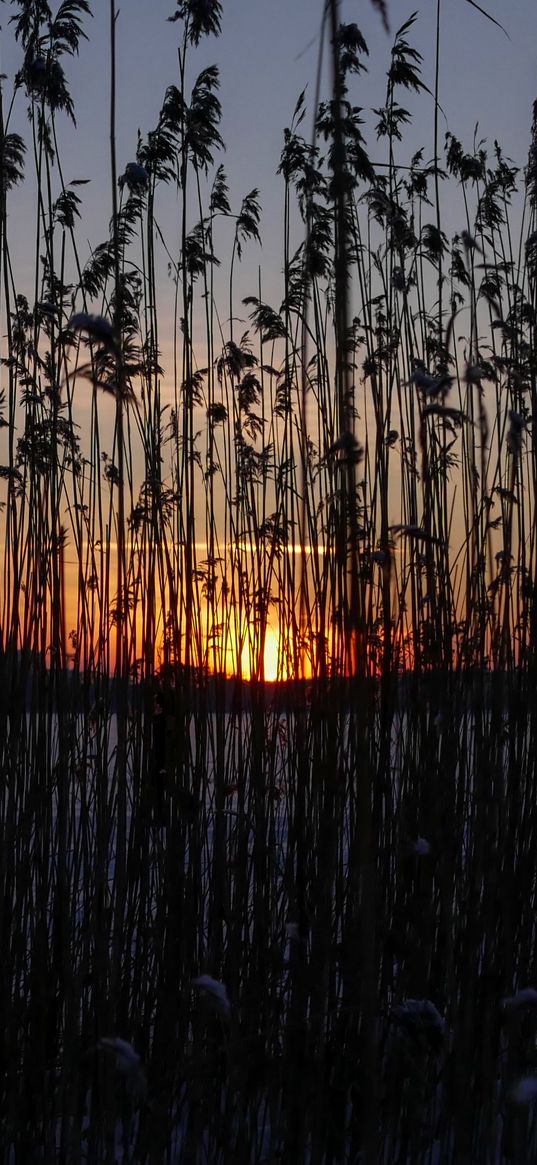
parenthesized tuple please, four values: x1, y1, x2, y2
(35, 544, 320, 681)
(238, 625, 284, 682)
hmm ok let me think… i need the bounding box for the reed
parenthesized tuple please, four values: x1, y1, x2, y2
(1, 0, 537, 1160)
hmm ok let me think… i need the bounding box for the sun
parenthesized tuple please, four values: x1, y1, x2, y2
(239, 625, 282, 681)
(262, 626, 281, 682)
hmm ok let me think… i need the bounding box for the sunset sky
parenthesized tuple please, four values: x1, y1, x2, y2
(1, 0, 536, 677)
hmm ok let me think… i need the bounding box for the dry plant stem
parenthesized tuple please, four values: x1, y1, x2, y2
(109, 0, 128, 1031)
(328, 0, 362, 679)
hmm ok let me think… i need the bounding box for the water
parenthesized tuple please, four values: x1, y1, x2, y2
(3, 679, 537, 1161)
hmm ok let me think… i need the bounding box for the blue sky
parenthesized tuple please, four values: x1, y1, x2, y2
(0, 0, 535, 428)
(1, 0, 534, 458)
(2, 0, 535, 301)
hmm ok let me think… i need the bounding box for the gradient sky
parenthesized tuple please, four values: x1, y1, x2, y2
(2, 0, 536, 312)
(1, 0, 535, 451)
(1, 0, 535, 673)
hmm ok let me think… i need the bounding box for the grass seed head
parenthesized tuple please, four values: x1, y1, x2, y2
(193, 974, 231, 1019)
(327, 432, 363, 463)
(392, 999, 446, 1052)
(97, 1037, 147, 1100)
(408, 367, 454, 398)
(68, 313, 120, 353)
(509, 1076, 537, 1106)
(119, 162, 149, 191)
(502, 987, 537, 1012)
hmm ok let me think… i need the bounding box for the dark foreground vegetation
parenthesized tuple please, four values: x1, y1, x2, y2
(2, 0, 537, 1159)
(3, 670, 537, 1162)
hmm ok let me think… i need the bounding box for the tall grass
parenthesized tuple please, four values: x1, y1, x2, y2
(1, 0, 537, 1160)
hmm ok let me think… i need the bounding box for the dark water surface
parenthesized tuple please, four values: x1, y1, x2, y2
(2, 673, 537, 1162)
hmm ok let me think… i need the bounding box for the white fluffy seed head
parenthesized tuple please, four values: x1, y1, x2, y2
(510, 1076, 537, 1106)
(193, 975, 231, 1019)
(97, 1037, 147, 1099)
(502, 987, 537, 1011)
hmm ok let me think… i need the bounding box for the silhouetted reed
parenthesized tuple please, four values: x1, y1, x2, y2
(1, 0, 536, 1160)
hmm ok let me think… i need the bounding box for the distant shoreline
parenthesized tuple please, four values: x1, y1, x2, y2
(1, 655, 534, 714)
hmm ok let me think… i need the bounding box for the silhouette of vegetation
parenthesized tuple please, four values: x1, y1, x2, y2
(0, 0, 536, 1160)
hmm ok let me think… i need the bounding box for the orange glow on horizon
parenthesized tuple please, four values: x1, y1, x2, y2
(239, 624, 302, 683)
(3, 542, 414, 680)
